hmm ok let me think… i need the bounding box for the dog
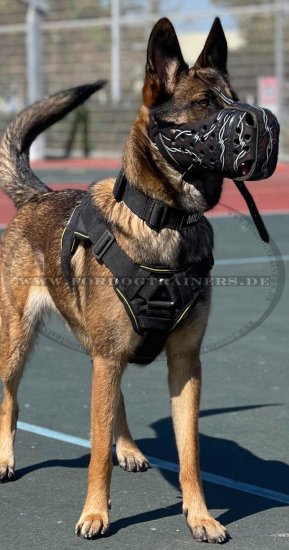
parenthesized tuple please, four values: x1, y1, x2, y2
(0, 16, 271, 543)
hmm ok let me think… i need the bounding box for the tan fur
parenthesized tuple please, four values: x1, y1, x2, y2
(166, 59, 182, 93)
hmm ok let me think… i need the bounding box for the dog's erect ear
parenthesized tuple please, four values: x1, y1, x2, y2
(143, 18, 188, 106)
(195, 17, 228, 73)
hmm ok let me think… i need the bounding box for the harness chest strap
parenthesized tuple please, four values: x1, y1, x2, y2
(61, 191, 213, 365)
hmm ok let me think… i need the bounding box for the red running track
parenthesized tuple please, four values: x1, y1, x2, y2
(0, 159, 288, 226)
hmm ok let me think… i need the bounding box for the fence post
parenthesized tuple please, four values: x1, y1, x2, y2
(274, 0, 284, 156)
(21, 0, 48, 160)
(111, 0, 121, 102)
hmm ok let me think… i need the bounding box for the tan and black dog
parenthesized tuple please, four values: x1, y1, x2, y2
(0, 18, 238, 543)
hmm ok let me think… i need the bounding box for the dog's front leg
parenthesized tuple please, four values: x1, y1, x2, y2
(75, 356, 121, 539)
(167, 350, 229, 544)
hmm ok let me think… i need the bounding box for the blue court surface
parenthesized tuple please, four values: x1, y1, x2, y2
(0, 167, 288, 550)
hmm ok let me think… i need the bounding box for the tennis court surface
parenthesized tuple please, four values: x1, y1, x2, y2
(0, 160, 288, 550)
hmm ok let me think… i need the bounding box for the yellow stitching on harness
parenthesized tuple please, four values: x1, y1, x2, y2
(115, 287, 139, 330)
(74, 231, 89, 239)
(61, 205, 80, 250)
(140, 265, 176, 273)
(170, 291, 201, 331)
(61, 226, 67, 250)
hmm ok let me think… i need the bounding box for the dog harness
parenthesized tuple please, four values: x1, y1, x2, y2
(61, 174, 213, 364)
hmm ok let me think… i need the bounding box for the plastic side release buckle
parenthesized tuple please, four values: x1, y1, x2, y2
(92, 230, 115, 260)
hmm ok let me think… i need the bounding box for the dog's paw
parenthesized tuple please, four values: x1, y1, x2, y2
(0, 462, 15, 483)
(117, 447, 150, 472)
(75, 512, 109, 539)
(184, 512, 230, 544)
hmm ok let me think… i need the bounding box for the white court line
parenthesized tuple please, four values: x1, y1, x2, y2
(17, 421, 289, 505)
(208, 209, 289, 218)
(215, 254, 289, 266)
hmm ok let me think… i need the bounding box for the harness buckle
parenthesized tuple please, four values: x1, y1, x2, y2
(148, 202, 167, 230)
(93, 230, 115, 260)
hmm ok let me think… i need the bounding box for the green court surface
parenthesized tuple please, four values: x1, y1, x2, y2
(0, 168, 288, 550)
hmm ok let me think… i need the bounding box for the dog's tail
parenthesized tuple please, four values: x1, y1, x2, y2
(0, 80, 106, 209)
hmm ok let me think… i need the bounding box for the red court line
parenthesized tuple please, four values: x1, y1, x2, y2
(31, 157, 122, 170)
(0, 164, 288, 226)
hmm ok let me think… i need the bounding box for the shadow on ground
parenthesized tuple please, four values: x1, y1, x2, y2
(15, 404, 288, 532)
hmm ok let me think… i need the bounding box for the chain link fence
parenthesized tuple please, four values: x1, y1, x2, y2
(0, 0, 288, 159)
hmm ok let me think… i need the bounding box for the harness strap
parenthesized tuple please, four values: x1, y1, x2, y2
(61, 205, 90, 286)
(113, 170, 203, 231)
(80, 195, 150, 293)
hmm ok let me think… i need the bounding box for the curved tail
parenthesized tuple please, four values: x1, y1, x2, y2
(0, 80, 106, 209)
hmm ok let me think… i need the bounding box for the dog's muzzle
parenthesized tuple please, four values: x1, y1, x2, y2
(149, 95, 280, 243)
(149, 103, 279, 182)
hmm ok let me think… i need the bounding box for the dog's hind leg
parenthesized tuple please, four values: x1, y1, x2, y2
(114, 390, 150, 472)
(0, 278, 52, 482)
(0, 311, 37, 482)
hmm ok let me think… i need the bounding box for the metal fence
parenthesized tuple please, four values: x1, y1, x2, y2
(0, 0, 288, 159)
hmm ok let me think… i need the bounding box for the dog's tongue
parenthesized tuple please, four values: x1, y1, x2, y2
(241, 162, 251, 177)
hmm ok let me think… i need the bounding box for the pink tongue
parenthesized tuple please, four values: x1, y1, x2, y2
(241, 162, 250, 176)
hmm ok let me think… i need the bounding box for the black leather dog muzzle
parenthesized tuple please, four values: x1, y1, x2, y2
(149, 102, 279, 182)
(149, 89, 280, 242)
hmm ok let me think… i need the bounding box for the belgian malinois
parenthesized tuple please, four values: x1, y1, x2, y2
(0, 17, 250, 543)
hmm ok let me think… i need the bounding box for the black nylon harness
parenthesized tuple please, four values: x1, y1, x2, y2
(61, 176, 213, 364)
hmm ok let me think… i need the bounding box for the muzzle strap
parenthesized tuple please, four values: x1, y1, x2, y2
(233, 179, 269, 243)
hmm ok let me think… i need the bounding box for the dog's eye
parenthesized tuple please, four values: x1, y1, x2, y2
(199, 98, 210, 107)
(190, 98, 210, 108)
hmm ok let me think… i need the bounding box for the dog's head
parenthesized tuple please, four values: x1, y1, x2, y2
(139, 17, 233, 210)
(143, 17, 232, 118)
(136, 18, 279, 214)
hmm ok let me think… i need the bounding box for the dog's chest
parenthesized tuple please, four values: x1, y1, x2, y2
(131, 229, 182, 267)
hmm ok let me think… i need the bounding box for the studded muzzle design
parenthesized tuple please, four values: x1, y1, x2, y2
(149, 101, 279, 182)
(148, 88, 280, 243)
